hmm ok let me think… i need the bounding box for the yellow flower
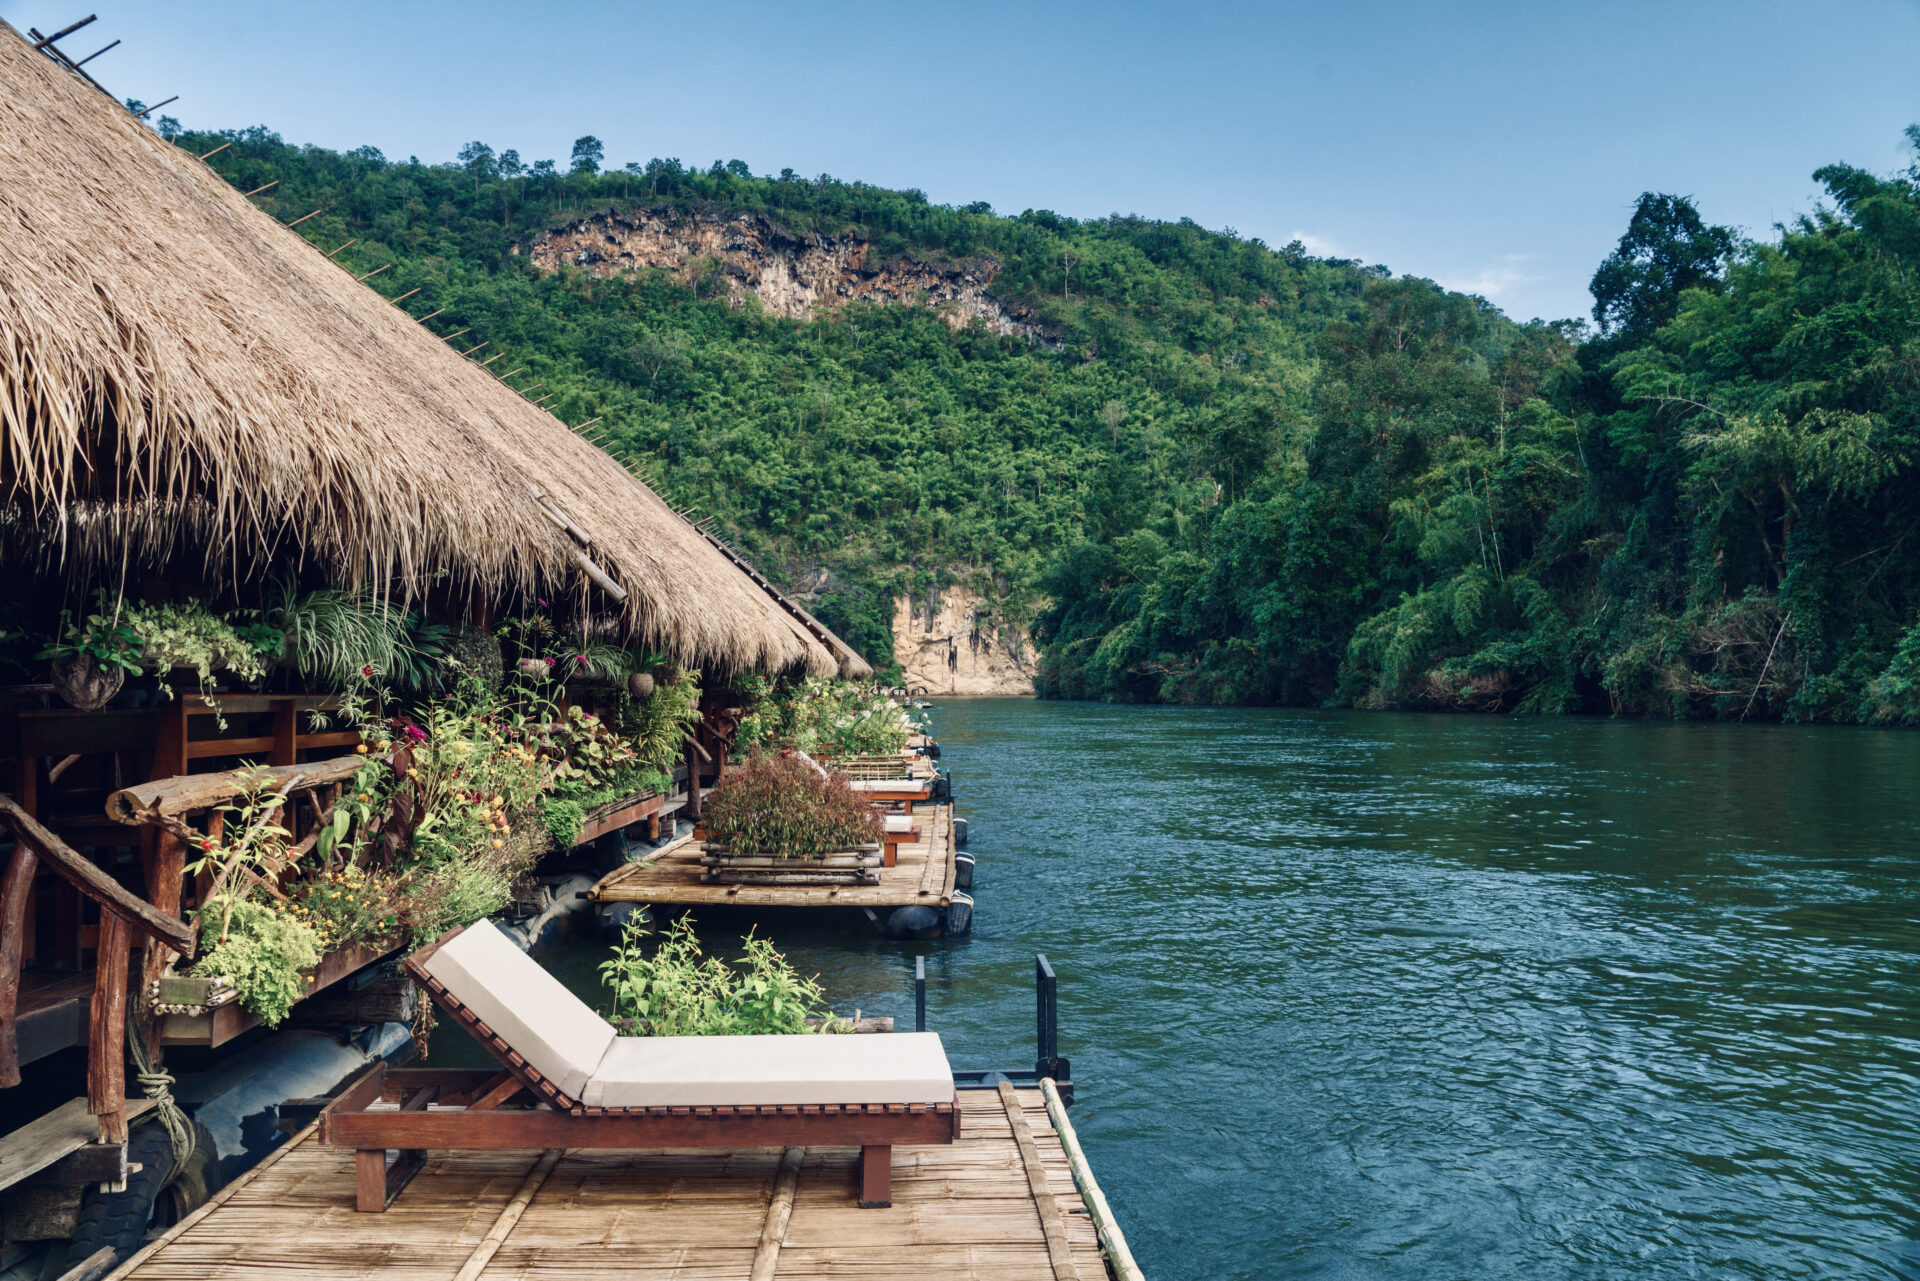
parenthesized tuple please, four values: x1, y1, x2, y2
(355, 744, 368, 754)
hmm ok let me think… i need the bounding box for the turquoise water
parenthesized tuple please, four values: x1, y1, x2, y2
(446, 700, 1920, 1279)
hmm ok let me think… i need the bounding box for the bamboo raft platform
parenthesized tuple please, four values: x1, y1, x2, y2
(590, 803, 958, 910)
(106, 1085, 1113, 1281)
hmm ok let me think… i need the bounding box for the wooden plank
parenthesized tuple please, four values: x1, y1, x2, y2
(103, 1118, 324, 1279)
(998, 1081, 1081, 1281)
(0, 1097, 155, 1193)
(0, 797, 194, 952)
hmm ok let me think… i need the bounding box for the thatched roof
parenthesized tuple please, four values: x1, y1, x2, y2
(0, 23, 837, 677)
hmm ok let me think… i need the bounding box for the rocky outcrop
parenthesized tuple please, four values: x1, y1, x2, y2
(519, 209, 1045, 338)
(892, 586, 1036, 697)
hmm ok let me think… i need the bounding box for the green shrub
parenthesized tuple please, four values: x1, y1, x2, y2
(599, 915, 841, 1036)
(189, 895, 322, 1027)
(701, 751, 879, 859)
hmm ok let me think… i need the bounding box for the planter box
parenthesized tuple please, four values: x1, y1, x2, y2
(699, 842, 883, 886)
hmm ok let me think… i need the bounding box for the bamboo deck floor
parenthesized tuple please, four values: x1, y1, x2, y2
(108, 1087, 1106, 1281)
(591, 803, 957, 910)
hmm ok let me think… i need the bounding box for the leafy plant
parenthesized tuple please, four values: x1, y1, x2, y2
(615, 664, 702, 772)
(188, 895, 321, 1026)
(783, 678, 914, 755)
(701, 751, 879, 859)
(122, 598, 269, 697)
(37, 598, 144, 674)
(599, 915, 841, 1036)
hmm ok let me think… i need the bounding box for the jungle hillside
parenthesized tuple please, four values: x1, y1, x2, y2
(156, 116, 1920, 722)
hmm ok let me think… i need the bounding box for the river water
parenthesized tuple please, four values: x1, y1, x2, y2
(455, 700, 1920, 1279)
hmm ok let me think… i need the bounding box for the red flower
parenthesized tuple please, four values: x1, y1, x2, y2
(360, 663, 376, 678)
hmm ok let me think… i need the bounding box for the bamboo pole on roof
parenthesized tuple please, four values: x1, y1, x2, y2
(388, 287, 421, 306)
(415, 307, 445, 322)
(287, 208, 322, 227)
(242, 179, 277, 197)
(354, 264, 389, 282)
(196, 141, 231, 161)
(134, 95, 177, 118)
(325, 239, 357, 258)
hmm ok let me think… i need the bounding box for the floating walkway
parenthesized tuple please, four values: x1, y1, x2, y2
(591, 803, 959, 913)
(107, 1083, 1123, 1281)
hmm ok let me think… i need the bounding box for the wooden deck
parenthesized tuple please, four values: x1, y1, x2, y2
(108, 1086, 1108, 1281)
(591, 804, 958, 910)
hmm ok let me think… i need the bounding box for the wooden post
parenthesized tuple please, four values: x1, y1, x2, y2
(138, 828, 187, 1058)
(89, 911, 132, 1144)
(0, 844, 40, 1086)
(11, 754, 35, 820)
(271, 699, 297, 767)
(858, 1144, 891, 1208)
(356, 1148, 387, 1212)
(151, 696, 188, 781)
(684, 741, 702, 821)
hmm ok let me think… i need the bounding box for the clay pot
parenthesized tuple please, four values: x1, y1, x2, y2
(627, 671, 656, 700)
(50, 653, 125, 711)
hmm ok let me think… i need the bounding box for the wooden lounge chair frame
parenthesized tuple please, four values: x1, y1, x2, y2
(319, 929, 958, 1211)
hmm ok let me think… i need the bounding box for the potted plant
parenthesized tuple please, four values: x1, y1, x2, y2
(39, 606, 143, 709)
(699, 752, 882, 885)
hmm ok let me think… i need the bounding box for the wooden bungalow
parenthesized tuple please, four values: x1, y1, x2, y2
(0, 16, 868, 1232)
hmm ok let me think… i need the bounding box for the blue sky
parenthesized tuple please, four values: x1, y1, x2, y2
(5, 0, 1917, 322)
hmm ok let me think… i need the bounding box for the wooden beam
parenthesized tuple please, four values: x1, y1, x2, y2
(286, 207, 323, 227)
(196, 141, 231, 161)
(750, 1146, 804, 1280)
(89, 912, 131, 1144)
(242, 178, 278, 197)
(0, 795, 193, 954)
(32, 16, 96, 52)
(0, 844, 40, 1087)
(999, 1081, 1081, 1281)
(134, 95, 178, 119)
(325, 238, 359, 258)
(107, 755, 361, 823)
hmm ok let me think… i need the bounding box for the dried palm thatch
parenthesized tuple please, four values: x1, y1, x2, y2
(0, 23, 838, 678)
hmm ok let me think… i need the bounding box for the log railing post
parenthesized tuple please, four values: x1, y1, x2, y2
(0, 843, 40, 1087)
(89, 910, 132, 1145)
(138, 827, 188, 1059)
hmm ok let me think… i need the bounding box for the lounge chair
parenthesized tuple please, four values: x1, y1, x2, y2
(848, 776, 934, 813)
(319, 921, 957, 1211)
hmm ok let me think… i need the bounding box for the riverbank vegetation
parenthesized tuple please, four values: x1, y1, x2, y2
(151, 119, 1920, 720)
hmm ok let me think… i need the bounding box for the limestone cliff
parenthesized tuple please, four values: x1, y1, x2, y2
(892, 586, 1036, 697)
(519, 209, 1045, 339)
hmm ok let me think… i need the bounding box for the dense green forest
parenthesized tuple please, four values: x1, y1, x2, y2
(157, 114, 1920, 720)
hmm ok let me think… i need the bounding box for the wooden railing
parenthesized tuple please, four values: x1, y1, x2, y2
(0, 795, 192, 1143)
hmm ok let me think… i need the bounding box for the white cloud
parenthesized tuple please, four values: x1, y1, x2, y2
(1436, 255, 1542, 303)
(1287, 230, 1351, 259)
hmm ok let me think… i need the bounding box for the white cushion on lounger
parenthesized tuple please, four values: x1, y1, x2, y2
(581, 1031, 954, 1109)
(421, 920, 614, 1101)
(883, 815, 914, 834)
(849, 778, 929, 793)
